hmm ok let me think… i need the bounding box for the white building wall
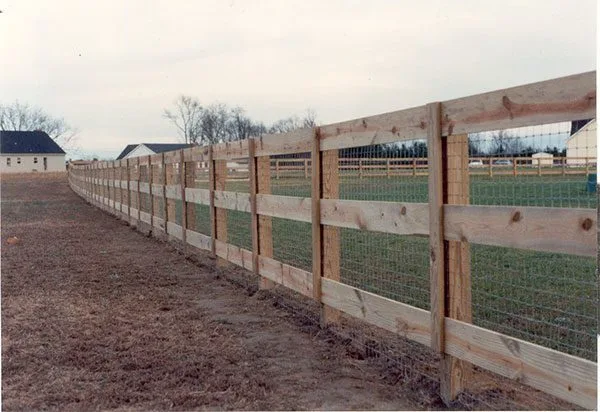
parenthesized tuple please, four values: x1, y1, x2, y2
(567, 120, 597, 165)
(0, 154, 65, 173)
(124, 144, 156, 159)
(531, 152, 553, 166)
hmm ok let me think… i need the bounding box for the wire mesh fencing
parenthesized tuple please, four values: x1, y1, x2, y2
(464, 120, 597, 361)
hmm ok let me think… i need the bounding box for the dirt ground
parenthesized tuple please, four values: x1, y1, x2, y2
(1, 173, 424, 411)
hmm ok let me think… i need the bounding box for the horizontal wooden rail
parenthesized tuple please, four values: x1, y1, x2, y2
(185, 188, 211, 205)
(445, 318, 597, 410)
(321, 278, 431, 346)
(258, 255, 313, 298)
(256, 194, 312, 222)
(321, 199, 429, 236)
(444, 205, 597, 257)
(213, 190, 251, 212)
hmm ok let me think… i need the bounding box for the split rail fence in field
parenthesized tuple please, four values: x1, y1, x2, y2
(69, 71, 597, 409)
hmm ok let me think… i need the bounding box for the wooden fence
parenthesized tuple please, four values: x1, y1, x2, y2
(68, 71, 597, 409)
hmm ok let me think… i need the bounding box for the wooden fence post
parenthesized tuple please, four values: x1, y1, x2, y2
(135, 158, 141, 223)
(208, 147, 217, 257)
(513, 157, 517, 177)
(214, 155, 228, 262)
(322, 146, 341, 325)
(311, 127, 323, 308)
(538, 157, 542, 176)
(249, 140, 259, 277)
(161, 153, 168, 234)
(562, 157, 566, 176)
(488, 157, 493, 177)
(126, 159, 131, 221)
(386, 159, 391, 178)
(147, 155, 153, 229)
(413, 158, 417, 176)
(441, 133, 472, 403)
(257, 153, 274, 289)
(427, 101, 445, 357)
(179, 149, 187, 249)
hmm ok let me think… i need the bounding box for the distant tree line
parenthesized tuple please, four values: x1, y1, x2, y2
(163, 95, 317, 145)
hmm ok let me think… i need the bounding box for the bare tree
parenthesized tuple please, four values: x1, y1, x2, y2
(163, 95, 203, 144)
(227, 107, 266, 141)
(198, 103, 230, 144)
(489, 130, 523, 155)
(301, 108, 318, 128)
(0, 100, 78, 149)
(269, 109, 318, 134)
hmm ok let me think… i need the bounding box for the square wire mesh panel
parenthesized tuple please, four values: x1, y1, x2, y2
(186, 160, 211, 236)
(165, 162, 182, 226)
(224, 158, 251, 250)
(151, 163, 164, 220)
(336, 141, 430, 310)
(270, 153, 312, 271)
(463, 120, 597, 360)
(139, 163, 151, 214)
(129, 162, 140, 211)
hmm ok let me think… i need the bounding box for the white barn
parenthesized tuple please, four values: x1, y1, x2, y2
(566, 119, 596, 166)
(0, 131, 66, 173)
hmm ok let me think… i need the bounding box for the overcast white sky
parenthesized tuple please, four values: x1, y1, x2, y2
(0, 0, 596, 158)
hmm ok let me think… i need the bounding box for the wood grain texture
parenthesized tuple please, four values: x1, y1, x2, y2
(166, 221, 183, 240)
(320, 199, 429, 235)
(322, 149, 340, 325)
(162, 153, 168, 234)
(256, 194, 312, 222)
(185, 188, 211, 205)
(311, 128, 322, 303)
(427, 102, 444, 354)
(186, 229, 212, 251)
(445, 318, 597, 410)
(258, 255, 313, 298)
(257, 155, 274, 289)
(215, 159, 228, 245)
(444, 205, 597, 257)
(321, 279, 431, 346)
(442, 71, 595, 136)
(254, 128, 313, 157)
(249, 139, 259, 276)
(319, 105, 428, 151)
(441, 133, 472, 403)
(147, 155, 154, 229)
(212, 139, 250, 160)
(213, 190, 251, 212)
(208, 147, 216, 256)
(214, 240, 254, 271)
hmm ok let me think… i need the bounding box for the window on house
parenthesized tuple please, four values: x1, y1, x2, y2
(17, 158, 21, 164)
(6, 158, 11, 166)
(34, 157, 38, 164)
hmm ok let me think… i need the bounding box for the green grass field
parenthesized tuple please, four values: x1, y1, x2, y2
(164, 173, 597, 361)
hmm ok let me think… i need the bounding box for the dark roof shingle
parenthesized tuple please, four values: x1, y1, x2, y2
(0, 131, 66, 154)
